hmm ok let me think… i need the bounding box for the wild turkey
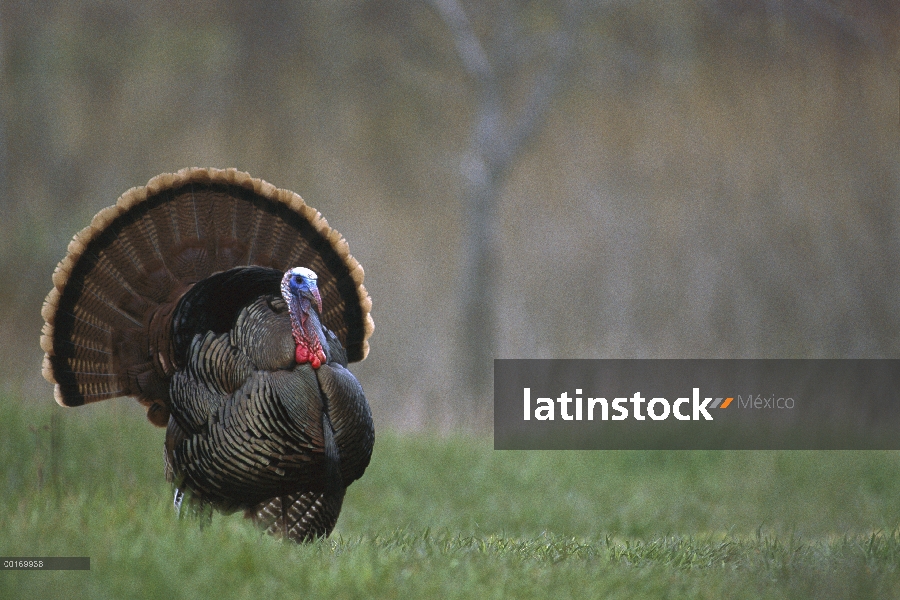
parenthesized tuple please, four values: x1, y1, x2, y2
(40, 168, 374, 542)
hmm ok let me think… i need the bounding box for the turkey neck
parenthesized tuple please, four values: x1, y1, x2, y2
(287, 295, 328, 369)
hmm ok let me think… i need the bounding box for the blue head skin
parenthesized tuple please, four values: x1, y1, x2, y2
(280, 267, 327, 368)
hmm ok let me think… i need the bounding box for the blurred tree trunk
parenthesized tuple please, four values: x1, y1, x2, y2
(430, 0, 580, 425)
(0, 2, 13, 216)
(0, 8, 8, 211)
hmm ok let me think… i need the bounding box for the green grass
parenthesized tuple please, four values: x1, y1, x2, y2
(2, 397, 900, 599)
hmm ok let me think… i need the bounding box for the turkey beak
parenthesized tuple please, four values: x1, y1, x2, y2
(308, 284, 323, 315)
(298, 275, 322, 315)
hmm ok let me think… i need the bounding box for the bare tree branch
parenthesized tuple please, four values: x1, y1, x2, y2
(429, 0, 495, 82)
(796, 0, 888, 53)
(430, 0, 582, 422)
(502, 12, 580, 168)
(432, 0, 581, 175)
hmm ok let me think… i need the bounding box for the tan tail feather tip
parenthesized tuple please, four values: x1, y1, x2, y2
(89, 204, 124, 232)
(53, 386, 67, 407)
(41, 291, 60, 323)
(359, 291, 373, 314)
(72, 222, 97, 250)
(42, 354, 56, 384)
(116, 185, 147, 210)
(65, 236, 86, 258)
(143, 172, 176, 194)
(51, 260, 73, 289)
(40, 319, 53, 336)
(350, 262, 365, 282)
(39, 334, 53, 355)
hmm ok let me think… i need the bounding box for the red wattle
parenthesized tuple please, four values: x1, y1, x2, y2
(295, 342, 325, 369)
(295, 344, 308, 364)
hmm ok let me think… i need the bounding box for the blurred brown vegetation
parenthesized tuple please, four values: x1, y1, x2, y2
(1, 0, 897, 431)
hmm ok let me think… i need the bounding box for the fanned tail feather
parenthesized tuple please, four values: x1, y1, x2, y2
(41, 168, 373, 426)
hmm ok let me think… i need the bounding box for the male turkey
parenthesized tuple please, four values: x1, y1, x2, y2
(40, 168, 374, 542)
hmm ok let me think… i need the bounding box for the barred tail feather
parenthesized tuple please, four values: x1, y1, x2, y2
(245, 489, 346, 542)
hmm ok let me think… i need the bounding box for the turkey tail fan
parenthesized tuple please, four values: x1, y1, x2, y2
(40, 168, 374, 426)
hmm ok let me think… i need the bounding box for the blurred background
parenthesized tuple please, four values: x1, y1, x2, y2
(1, 0, 897, 432)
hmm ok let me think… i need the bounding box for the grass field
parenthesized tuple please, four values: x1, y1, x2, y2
(2, 397, 900, 599)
